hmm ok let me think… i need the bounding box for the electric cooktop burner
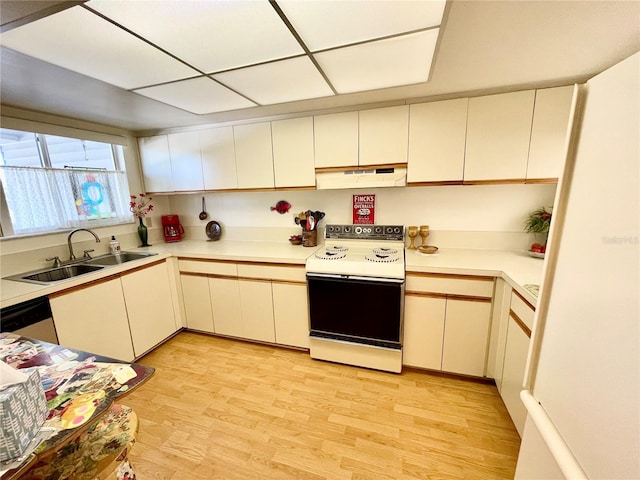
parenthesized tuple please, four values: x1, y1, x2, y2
(365, 253, 400, 263)
(315, 250, 347, 260)
(372, 247, 398, 255)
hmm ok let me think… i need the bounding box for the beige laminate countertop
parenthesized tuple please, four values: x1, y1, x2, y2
(405, 247, 544, 305)
(1, 240, 544, 309)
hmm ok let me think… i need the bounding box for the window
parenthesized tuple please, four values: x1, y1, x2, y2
(0, 129, 132, 237)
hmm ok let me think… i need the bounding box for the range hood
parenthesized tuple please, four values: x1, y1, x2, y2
(316, 167, 407, 190)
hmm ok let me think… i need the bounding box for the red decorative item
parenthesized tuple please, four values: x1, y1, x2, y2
(162, 215, 184, 243)
(352, 194, 375, 224)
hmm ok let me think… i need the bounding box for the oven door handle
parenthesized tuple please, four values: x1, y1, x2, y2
(306, 272, 405, 284)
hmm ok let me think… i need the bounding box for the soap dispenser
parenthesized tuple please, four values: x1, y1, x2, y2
(109, 235, 121, 254)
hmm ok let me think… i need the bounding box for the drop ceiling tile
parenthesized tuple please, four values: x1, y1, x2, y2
(0, 6, 198, 90)
(134, 77, 256, 114)
(278, 0, 445, 51)
(315, 30, 440, 94)
(213, 57, 334, 105)
(87, 0, 304, 73)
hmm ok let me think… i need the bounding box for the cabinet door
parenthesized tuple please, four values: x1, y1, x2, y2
(181, 273, 214, 332)
(122, 262, 178, 357)
(167, 131, 204, 191)
(200, 126, 237, 190)
(408, 98, 468, 183)
(359, 105, 409, 166)
(527, 85, 575, 180)
(464, 90, 535, 181)
(313, 111, 359, 168)
(50, 278, 135, 361)
(501, 314, 531, 436)
(209, 277, 243, 337)
(238, 278, 275, 343)
(233, 122, 274, 189)
(272, 281, 308, 348)
(138, 135, 173, 193)
(403, 295, 445, 369)
(272, 117, 315, 188)
(441, 299, 492, 376)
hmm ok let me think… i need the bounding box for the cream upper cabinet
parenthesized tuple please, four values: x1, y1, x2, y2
(200, 126, 238, 190)
(407, 98, 468, 183)
(139, 135, 173, 193)
(167, 131, 204, 191)
(359, 105, 409, 166)
(527, 85, 576, 181)
(121, 261, 178, 357)
(271, 116, 315, 188)
(313, 111, 359, 169)
(464, 90, 535, 182)
(233, 122, 274, 189)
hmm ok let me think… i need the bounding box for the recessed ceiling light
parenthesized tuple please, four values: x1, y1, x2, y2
(134, 77, 256, 114)
(315, 29, 440, 94)
(0, 6, 198, 89)
(87, 0, 304, 73)
(278, 0, 446, 51)
(213, 57, 334, 105)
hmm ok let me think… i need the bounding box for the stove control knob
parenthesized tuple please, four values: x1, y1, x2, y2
(355, 226, 362, 234)
(364, 227, 371, 234)
(393, 227, 401, 234)
(344, 226, 351, 233)
(386, 227, 393, 234)
(374, 226, 382, 234)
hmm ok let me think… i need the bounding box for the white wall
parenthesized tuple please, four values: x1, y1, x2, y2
(166, 183, 556, 249)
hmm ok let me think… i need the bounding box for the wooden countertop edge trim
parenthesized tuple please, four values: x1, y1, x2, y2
(177, 257, 305, 268)
(406, 271, 495, 282)
(405, 290, 492, 302)
(512, 288, 536, 310)
(509, 309, 532, 338)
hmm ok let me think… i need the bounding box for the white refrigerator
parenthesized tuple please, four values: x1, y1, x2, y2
(515, 52, 639, 479)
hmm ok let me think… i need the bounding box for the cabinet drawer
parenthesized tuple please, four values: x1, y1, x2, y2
(510, 290, 535, 330)
(178, 259, 237, 276)
(236, 263, 306, 282)
(406, 273, 494, 298)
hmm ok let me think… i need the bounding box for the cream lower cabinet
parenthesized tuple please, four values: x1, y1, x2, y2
(178, 259, 308, 348)
(403, 273, 494, 376)
(50, 277, 135, 361)
(441, 299, 493, 376)
(238, 278, 275, 342)
(499, 290, 534, 436)
(210, 277, 243, 337)
(180, 273, 214, 332)
(121, 261, 178, 357)
(272, 281, 309, 348)
(50, 260, 178, 361)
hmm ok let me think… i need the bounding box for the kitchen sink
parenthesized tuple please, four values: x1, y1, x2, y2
(82, 251, 156, 266)
(9, 264, 105, 285)
(4, 252, 158, 285)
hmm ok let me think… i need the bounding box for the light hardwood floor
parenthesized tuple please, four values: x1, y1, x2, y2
(123, 332, 520, 479)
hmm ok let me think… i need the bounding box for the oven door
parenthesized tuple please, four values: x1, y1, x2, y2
(307, 273, 404, 349)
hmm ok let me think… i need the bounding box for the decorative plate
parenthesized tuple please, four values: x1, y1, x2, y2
(205, 221, 222, 241)
(527, 250, 545, 259)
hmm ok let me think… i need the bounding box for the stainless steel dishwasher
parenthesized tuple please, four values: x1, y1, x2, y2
(1, 296, 58, 344)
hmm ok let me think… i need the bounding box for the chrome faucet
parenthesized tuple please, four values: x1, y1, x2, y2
(67, 228, 101, 260)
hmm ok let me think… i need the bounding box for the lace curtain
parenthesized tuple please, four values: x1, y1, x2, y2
(0, 166, 132, 235)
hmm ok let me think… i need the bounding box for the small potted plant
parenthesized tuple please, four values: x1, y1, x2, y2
(524, 206, 552, 257)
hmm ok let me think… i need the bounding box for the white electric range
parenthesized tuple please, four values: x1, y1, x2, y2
(305, 224, 405, 373)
